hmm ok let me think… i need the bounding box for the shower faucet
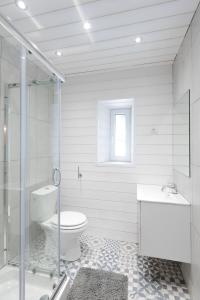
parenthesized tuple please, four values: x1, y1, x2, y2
(78, 166, 83, 179)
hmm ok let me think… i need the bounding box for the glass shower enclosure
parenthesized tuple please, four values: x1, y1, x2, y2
(0, 14, 64, 300)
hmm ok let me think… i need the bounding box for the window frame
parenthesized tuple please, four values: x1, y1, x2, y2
(110, 108, 132, 162)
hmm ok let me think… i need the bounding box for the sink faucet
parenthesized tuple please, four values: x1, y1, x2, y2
(161, 183, 178, 194)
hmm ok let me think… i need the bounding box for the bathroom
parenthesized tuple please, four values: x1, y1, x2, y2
(0, 0, 199, 299)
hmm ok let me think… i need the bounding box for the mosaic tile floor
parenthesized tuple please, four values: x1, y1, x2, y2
(9, 233, 190, 300)
(60, 235, 190, 300)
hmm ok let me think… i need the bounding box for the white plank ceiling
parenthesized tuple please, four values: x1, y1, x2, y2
(0, 0, 199, 76)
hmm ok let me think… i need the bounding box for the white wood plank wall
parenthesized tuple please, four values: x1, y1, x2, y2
(61, 64, 173, 242)
(172, 4, 200, 298)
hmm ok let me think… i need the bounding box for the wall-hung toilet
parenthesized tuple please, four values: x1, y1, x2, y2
(31, 185, 88, 261)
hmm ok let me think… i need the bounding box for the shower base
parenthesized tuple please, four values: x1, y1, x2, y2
(0, 265, 58, 300)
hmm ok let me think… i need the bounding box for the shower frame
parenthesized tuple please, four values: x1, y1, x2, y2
(0, 11, 66, 300)
(3, 78, 61, 269)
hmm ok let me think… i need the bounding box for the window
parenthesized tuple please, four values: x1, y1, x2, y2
(97, 99, 133, 164)
(110, 109, 131, 161)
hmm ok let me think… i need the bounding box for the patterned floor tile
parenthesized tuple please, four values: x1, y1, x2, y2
(8, 233, 190, 300)
(62, 235, 190, 300)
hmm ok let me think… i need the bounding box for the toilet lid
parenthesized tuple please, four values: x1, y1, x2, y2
(50, 211, 87, 228)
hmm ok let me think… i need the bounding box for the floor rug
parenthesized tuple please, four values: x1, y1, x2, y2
(66, 267, 128, 300)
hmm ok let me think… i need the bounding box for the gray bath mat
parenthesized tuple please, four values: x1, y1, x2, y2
(66, 267, 128, 300)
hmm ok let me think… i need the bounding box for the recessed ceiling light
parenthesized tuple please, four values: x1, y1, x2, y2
(16, 0, 27, 10)
(55, 50, 62, 57)
(135, 36, 142, 43)
(83, 22, 91, 30)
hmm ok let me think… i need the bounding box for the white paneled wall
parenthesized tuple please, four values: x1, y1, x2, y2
(173, 3, 200, 299)
(61, 64, 173, 242)
(0, 83, 4, 267)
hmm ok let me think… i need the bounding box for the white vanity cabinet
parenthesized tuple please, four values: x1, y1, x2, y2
(137, 184, 191, 263)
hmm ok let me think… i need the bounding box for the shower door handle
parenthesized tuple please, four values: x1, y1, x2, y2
(52, 168, 61, 187)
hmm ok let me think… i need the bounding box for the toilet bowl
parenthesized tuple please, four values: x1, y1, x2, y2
(41, 211, 88, 261)
(31, 186, 88, 262)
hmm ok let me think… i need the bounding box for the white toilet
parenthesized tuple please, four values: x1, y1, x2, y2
(31, 185, 88, 261)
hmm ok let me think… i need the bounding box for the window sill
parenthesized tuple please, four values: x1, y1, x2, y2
(96, 161, 134, 167)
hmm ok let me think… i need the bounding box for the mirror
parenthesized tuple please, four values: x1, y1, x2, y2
(173, 90, 190, 177)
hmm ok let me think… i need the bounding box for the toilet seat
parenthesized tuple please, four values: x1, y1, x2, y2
(40, 210, 88, 261)
(44, 211, 88, 230)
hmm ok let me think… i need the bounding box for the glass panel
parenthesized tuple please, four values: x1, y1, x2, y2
(2, 46, 62, 300)
(0, 19, 63, 300)
(24, 54, 61, 300)
(114, 114, 126, 157)
(0, 35, 22, 300)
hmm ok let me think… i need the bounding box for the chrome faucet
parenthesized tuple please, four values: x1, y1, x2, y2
(161, 183, 178, 194)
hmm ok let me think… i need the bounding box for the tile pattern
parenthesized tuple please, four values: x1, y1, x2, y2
(61, 235, 190, 300)
(8, 230, 58, 274)
(9, 233, 190, 300)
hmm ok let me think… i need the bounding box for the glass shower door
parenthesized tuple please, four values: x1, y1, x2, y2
(23, 71, 61, 299)
(4, 49, 62, 300)
(1, 37, 22, 300)
(0, 14, 64, 299)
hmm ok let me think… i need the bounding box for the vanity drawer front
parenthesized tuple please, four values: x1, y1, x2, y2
(140, 201, 191, 263)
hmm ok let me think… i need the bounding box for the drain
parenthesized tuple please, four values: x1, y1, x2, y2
(39, 295, 49, 300)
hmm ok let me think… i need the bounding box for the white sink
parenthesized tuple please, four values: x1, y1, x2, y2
(137, 184, 190, 205)
(137, 183, 191, 263)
